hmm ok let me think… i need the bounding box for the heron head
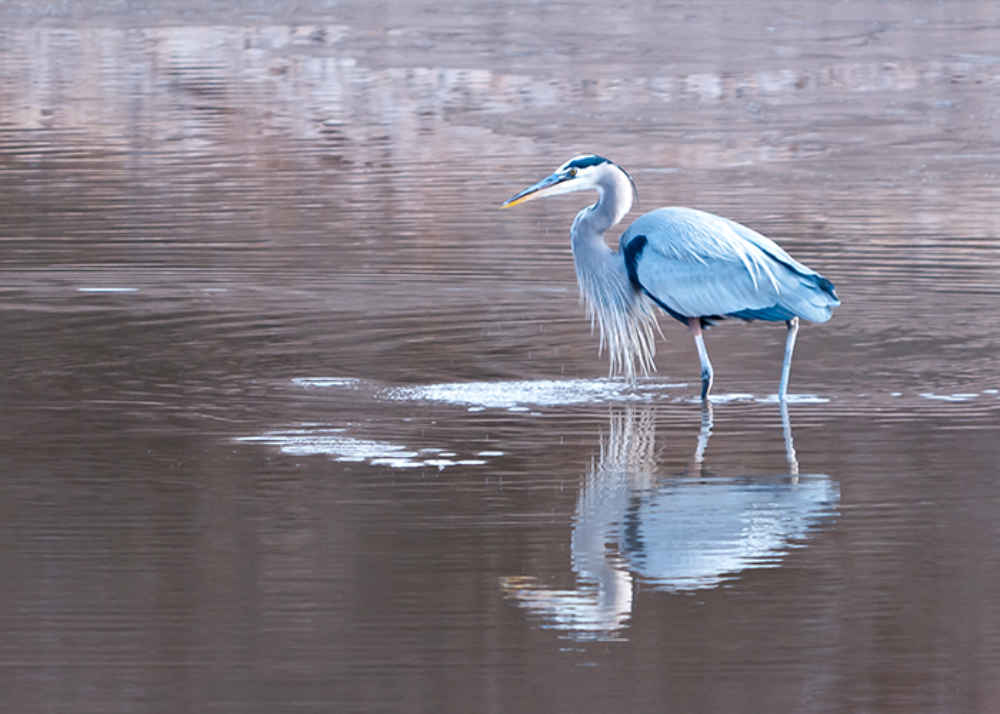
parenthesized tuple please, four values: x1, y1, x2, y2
(501, 154, 637, 208)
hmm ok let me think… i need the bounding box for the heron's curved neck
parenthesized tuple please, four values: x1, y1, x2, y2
(570, 166, 635, 280)
(574, 168, 634, 240)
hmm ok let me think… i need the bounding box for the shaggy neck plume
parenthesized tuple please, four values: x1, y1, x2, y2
(569, 167, 659, 380)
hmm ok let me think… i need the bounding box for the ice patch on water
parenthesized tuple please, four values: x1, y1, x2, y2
(237, 425, 493, 470)
(383, 378, 686, 410)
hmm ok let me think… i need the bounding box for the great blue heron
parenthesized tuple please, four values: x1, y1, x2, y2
(501, 154, 840, 400)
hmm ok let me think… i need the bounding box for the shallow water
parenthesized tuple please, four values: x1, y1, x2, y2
(2, 2, 1000, 712)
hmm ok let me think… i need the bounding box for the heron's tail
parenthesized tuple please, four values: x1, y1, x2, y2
(788, 272, 840, 323)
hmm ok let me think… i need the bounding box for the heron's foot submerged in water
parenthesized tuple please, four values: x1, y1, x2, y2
(700, 367, 713, 402)
(689, 319, 714, 402)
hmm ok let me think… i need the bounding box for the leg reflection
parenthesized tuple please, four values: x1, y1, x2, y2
(690, 402, 714, 476)
(780, 399, 799, 478)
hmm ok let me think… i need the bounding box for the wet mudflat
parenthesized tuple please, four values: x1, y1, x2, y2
(1, 1, 1000, 712)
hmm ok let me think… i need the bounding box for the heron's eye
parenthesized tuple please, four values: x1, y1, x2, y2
(568, 168, 578, 178)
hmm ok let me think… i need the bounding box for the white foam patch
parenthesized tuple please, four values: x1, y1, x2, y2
(424, 459, 457, 469)
(237, 426, 493, 470)
(919, 392, 980, 402)
(681, 392, 830, 405)
(238, 428, 407, 459)
(369, 457, 424, 468)
(706, 393, 756, 404)
(383, 379, 686, 410)
(292, 377, 360, 388)
(754, 393, 831, 404)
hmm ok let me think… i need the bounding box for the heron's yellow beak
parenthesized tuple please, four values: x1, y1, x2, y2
(501, 170, 578, 208)
(500, 191, 538, 209)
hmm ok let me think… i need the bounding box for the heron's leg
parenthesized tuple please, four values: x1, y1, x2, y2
(778, 317, 800, 401)
(689, 319, 713, 401)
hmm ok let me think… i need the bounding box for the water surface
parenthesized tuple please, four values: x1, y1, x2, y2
(2, 2, 1000, 712)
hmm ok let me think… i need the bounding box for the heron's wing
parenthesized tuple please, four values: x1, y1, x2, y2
(716, 214, 834, 287)
(620, 207, 839, 323)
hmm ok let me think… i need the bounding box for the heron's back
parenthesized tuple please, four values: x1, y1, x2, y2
(620, 207, 840, 324)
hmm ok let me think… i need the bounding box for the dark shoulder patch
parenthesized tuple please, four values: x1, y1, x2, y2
(624, 234, 718, 327)
(622, 234, 647, 290)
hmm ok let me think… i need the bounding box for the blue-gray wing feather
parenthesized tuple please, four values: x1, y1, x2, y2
(619, 207, 840, 323)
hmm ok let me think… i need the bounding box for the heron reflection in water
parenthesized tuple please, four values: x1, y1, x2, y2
(502, 155, 840, 400)
(501, 404, 838, 640)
